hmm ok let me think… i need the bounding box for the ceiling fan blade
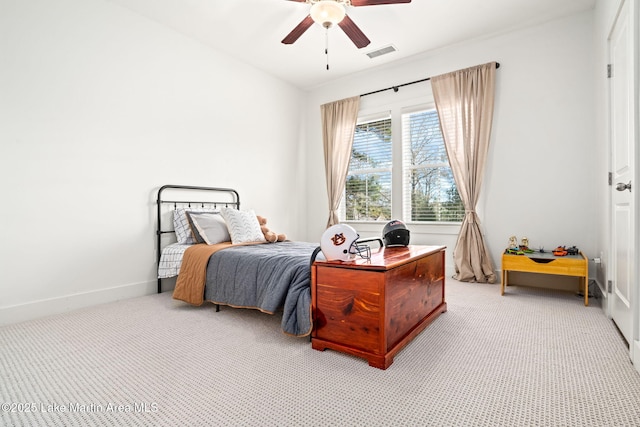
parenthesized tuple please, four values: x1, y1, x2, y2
(338, 15, 370, 48)
(351, 0, 411, 6)
(281, 15, 314, 45)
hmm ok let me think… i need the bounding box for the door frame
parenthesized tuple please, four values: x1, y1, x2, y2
(633, 0, 640, 371)
(607, 0, 640, 370)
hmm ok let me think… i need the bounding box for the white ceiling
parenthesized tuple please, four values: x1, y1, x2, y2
(106, 0, 595, 90)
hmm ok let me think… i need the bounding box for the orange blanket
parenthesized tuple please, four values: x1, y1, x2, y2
(172, 242, 233, 305)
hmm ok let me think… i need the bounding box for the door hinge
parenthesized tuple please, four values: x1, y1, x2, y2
(608, 172, 613, 185)
(607, 64, 612, 78)
(608, 280, 613, 293)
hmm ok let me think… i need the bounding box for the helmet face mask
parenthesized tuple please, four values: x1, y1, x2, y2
(349, 238, 371, 260)
(383, 220, 410, 247)
(321, 224, 371, 261)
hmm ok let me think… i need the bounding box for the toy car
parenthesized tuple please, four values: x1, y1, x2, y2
(566, 246, 579, 255)
(553, 246, 568, 256)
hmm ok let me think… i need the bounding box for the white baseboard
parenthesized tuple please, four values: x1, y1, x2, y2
(0, 280, 156, 326)
(593, 277, 607, 297)
(634, 341, 640, 375)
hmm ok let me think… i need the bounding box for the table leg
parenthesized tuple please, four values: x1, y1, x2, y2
(584, 276, 588, 306)
(501, 269, 507, 295)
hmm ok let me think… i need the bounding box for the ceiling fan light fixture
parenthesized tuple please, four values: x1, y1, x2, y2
(310, 1, 346, 28)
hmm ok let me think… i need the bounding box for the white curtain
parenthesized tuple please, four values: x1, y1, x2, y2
(320, 96, 360, 227)
(431, 62, 497, 283)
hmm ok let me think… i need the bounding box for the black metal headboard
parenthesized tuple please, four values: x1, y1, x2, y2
(156, 185, 240, 293)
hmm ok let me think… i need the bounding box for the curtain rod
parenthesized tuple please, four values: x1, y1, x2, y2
(360, 62, 500, 98)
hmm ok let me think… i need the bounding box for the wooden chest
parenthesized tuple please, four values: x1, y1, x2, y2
(311, 245, 447, 369)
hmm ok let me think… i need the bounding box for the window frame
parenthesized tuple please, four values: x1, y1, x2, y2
(401, 104, 465, 223)
(341, 111, 393, 222)
(339, 88, 470, 236)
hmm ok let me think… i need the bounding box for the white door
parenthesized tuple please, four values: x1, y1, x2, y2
(609, 0, 635, 348)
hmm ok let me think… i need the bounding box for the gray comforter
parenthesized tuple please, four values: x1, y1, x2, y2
(203, 241, 320, 337)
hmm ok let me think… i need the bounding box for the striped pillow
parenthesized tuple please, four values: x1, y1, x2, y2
(220, 208, 266, 244)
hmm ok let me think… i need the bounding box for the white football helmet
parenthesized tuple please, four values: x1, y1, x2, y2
(320, 224, 371, 261)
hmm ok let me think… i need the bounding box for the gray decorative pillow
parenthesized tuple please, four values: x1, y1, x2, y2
(186, 212, 231, 245)
(220, 208, 266, 244)
(173, 207, 217, 244)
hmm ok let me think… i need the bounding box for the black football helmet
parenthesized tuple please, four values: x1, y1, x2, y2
(383, 220, 410, 247)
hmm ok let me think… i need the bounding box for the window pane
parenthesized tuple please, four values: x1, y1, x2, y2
(343, 116, 392, 222)
(402, 108, 464, 222)
(407, 166, 464, 222)
(352, 119, 392, 169)
(345, 172, 391, 221)
(407, 110, 448, 165)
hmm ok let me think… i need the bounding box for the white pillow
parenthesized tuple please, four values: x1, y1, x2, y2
(187, 212, 231, 245)
(173, 207, 218, 244)
(220, 208, 266, 244)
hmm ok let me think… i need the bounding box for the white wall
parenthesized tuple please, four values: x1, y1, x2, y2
(303, 11, 597, 279)
(0, 0, 306, 324)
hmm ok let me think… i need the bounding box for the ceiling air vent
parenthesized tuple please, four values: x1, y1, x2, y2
(366, 45, 397, 59)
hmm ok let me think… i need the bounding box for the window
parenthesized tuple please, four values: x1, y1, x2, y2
(344, 114, 392, 221)
(402, 108, 464, 222)
(341, 105, 463, 223)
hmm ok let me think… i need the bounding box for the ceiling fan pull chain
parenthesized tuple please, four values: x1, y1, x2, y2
(325, 27, 330, 71)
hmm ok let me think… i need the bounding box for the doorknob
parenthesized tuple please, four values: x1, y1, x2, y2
(616, 181, 632, 192)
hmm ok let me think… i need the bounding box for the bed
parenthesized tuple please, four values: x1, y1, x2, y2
(156, 185, 322, 337)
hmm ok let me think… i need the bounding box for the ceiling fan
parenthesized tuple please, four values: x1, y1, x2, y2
(281, 0, 412, 49)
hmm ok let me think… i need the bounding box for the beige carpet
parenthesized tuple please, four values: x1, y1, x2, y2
(1, 279, 639, 427)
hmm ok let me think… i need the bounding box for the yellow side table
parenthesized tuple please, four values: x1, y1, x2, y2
(501, 250, 589, 306)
